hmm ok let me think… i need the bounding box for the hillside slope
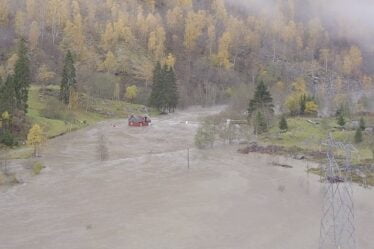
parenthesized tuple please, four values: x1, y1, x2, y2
(0, 0, 372, 112)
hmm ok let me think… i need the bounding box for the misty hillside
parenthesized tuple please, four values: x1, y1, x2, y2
(0, 0, 373, 112)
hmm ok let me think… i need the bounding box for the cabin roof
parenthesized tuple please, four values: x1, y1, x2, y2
(129, 116, 145, 123)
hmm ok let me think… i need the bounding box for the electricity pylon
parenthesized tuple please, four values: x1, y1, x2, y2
(319, 135, 356, 249)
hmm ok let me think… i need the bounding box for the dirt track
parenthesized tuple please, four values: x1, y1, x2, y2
(0, 106, 373, 249)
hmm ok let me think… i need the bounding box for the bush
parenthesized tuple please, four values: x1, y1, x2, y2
(0, 171, 19, 185)
(195, 122, 216, 149)
(337, 113, 346, 127)
(354, 128, 363, 144)
(10, 110, 30, 139)
(359, 117, 366, 131)
(0, 130, 15, 146)
(0, 171, 5, 185)
(370, 137, 374, 161)
(305, 101, 318, 115)
(32, 162, 44, 175)
(279, 116, 288, 131)
(286, 94, 300, 115)
(299, 94, 307, 115)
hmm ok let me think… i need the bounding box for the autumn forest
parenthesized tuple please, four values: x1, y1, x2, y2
(0, 0, 373, 144)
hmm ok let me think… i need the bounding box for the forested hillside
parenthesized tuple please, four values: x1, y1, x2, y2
(0, 0, 373, 111)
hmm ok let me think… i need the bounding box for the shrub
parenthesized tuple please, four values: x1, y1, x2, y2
(370, 137, 374, 161)
(279, 116, 288, 131)
(299, 94, 307, 115)
(305, 101, 318, 115)
(335, 103, 351, 118)
(125, 85, 138, 103)
(0, 171, 20, 185)
(0, 130, 15, 146)
(337, 113, 346, 127)
(285, 94, 300, 115)
(10, 110, 30, 139)
(195, 122, 216, 149)
(32, 162, 44, 175)
(0, 169, 5, 184)
(27, 124, 45, 157)
(354, 128, 363, 144)
(359, 117, 366, 131)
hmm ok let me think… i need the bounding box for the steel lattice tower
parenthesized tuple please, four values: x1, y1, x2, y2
(319, 135, 356, 249)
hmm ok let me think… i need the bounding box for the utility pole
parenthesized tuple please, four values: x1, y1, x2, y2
(187, 147, 190, 169)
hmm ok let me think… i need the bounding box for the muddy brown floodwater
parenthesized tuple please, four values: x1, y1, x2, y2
(0, 106, 373, 249)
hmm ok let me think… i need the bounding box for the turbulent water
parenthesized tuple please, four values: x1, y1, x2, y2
(1, 106, 373, 249)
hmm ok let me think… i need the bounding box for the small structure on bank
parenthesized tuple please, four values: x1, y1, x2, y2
(128, 114, 151, 127)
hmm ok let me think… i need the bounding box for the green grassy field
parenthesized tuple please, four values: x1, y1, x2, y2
(257, 115, 374, 186)
(262, 116, 374, 163)
(1, 85, 149, 159)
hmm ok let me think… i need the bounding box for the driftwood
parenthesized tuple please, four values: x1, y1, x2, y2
(307, 119, 318, 125)
(272, 162, 293, 169)
(237, 143, 284, 154)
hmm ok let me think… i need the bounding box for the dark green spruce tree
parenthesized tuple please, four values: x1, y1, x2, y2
(254, 111, 267, 135)
(149, 62, 163, 110)
(13, 38, 31, 113)
(163, 65, 178, 112)
(337, 113, 346, 127)
(149, 62, 178, 113)
(0, 75, 16, 115)
(248, 81, 274, 116)
(60, 50, 77, 105)
(248, 81, 274, 133)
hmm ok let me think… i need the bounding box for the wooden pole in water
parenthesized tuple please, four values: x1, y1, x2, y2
(187, 147, 190, 169)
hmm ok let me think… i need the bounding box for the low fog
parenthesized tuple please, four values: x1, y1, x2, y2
(227, 0, 374, 51)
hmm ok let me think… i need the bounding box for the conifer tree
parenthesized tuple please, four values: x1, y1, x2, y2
(150, 62, 178, 113)
(254, 111, 267, 135)
(163, 65, 178, 112)
(13, 38, 30, 112)
(60, 50, 77, 105)
(337, 113, 346, 127)
(0, 75, 16, 114)
(158, 65, 168, 112)
(248, 81, 274, 132)
(149, 62, 163, 110)
(248, 81, 274, 116)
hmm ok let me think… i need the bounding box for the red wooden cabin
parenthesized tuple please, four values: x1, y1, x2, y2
(128, 115, 151, 127)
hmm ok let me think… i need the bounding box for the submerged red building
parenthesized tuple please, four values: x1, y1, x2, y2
(128, 115, 151, 127)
